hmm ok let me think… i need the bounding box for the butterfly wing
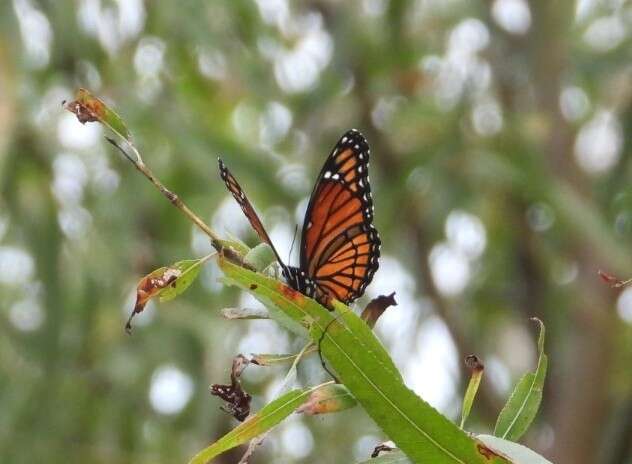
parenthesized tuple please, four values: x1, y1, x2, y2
(218, 158, 286, 268)
(300, 129, 380, 304)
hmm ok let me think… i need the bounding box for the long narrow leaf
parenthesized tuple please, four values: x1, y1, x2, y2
(494, 318, 548, 441)
(219, 259, 511, 464)
(477, 435, 554, 464)
(188, 385, 321, 464)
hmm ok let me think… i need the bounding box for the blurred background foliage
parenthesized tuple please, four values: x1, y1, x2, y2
(1, 0, 631, 463)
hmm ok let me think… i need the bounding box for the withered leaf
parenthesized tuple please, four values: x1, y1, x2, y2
(361, 292, 397, 329)
(126, 266, 181, 333)
(465, 354, 484, 372)
(125, 257, 211, 333)
(371, 443, 395, 458)
(210, 354, 252, 422)
(64, 88, 105, 124)
(598, 270, 632, 288)
(64, 88, 132, 140)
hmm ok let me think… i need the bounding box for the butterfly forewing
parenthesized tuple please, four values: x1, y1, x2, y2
(218, 158, 286, 267)
(300, 129, 380, 304)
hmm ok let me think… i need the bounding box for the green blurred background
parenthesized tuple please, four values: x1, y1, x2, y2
(1, 1, 631, 463)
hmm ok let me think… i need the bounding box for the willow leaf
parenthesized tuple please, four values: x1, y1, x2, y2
(219, 258, 511, 464)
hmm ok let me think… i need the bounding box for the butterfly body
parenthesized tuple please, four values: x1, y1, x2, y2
(219, 129, 380, 308)
(281, 265, 318, 299)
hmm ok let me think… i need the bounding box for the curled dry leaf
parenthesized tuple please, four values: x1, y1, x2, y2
(371, 443, 395, 458)
(64, 88, 103, 123)
(126, 257, 209, 333)
(126, 266, 181, 333)
(210, 354, 252, 422)
(465, 354, 484, 372)
(598, 269, 632, 288)
(64, 88, 132, 140)
(361, 292, 397, 329)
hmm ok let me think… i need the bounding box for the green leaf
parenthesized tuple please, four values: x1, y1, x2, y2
(357, 450, 412, 464)
(218, 259, 511, 464)
(494, 318, 548, 441)
(159, 258, 205, 302)
(460, 355, 484, 429)
(188, 386, 319, 464)
(244, 243, 277, 271)
(477, 435, 553, 464)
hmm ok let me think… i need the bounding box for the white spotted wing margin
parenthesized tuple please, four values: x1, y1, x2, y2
(299, 129, 381, 304)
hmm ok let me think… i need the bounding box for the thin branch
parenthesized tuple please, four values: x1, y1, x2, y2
(104, 137, 252, 270)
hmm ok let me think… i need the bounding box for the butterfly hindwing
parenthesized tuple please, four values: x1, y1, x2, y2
(300, 129, 381, 304)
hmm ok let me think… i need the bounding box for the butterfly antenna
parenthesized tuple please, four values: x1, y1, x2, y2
(288, 224, 299, 264)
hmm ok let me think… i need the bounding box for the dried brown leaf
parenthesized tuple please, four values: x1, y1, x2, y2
(361, 292, 397, 328)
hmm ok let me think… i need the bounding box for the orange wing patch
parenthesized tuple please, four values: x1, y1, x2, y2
(300, 129, 380, 304)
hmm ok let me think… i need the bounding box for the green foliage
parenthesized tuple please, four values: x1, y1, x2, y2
(188, 387, 319, 464)
(3, 2, 631, 463)
(159, 258, 206, 302)
(244, 243, 277, 272)
(219, 258, 512, 464)
(494, 319, 548, 441)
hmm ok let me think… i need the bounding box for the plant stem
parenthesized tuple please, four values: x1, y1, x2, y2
(105, 137, 251, 269)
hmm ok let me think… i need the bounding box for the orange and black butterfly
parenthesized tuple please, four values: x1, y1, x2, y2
(218, 129, 380, 307)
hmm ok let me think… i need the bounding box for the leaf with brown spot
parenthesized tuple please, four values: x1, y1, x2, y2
(296, 383, 356, 415)
(477, 435, 553, 463)
(460, 354, 485, 429)
(126, 266, 181, 333)
(159, 258, 207, 302)
(64, 88, 131, 141)
(126, 256, 212, 333)
(361, 292, 397, 329)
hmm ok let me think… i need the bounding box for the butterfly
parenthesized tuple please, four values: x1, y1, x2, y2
(218, 128, 380, 307)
